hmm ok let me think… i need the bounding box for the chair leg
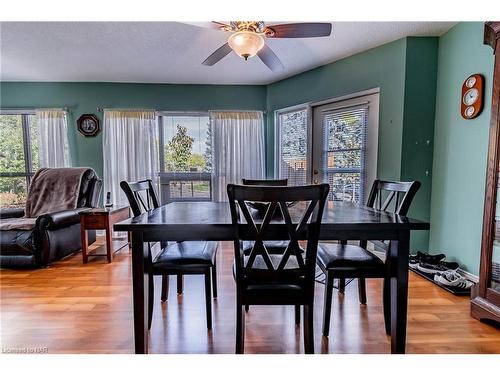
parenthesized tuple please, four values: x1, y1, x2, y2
(148, 274, 154, 330)
(322, 272, 334, 337)
(245, 305, 249, 312)
(358, 277, 367, 305)
(236, 303, 245, 354)
(383, 276, 391, 335)
(295, 305, 300, 325)
(204, 270, 212, 330)
(338, 278, 345, 294)
(303, 304, 314, 354)
(211, 262, 218, 299)
(177, 274, 183, 294)
(161, 275, 169, 302)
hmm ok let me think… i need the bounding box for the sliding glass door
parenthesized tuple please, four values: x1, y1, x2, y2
(275, 91, 379, 203)
(312, 93, 379, 203)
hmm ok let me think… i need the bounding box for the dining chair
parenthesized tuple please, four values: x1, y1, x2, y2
(241, 178, 299, 316)
(120, 179, 218, 330)
(227, 183, 329, 353)
(317, 179, 421, 337)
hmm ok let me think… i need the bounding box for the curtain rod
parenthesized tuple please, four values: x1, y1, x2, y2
(97, 107, 155, 112)
(209, 109, 267, 114)
(97, 107, 267, 114)
(0, 107, 68, 112)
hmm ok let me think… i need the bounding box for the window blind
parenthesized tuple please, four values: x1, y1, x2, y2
(278, 108, 308, 186)
(322, 104, 368, 203)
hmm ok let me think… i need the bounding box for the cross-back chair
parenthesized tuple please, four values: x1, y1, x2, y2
(241, 178, 299, 315)
(317, 179, 420, 337)
(227, 183, 329, 354)
(120, 179, 218, 330)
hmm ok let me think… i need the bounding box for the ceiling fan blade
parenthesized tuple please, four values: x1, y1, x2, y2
(184, 21, 230, 31)
(268, 23, 332, 38)
(257, 44, 284, 72)
(202, 42, 233, 66)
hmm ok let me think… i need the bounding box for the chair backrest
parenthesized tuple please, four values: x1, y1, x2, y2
(77, 169, 102, 208)
(242, 178, 288, 186)
(227, 183, 329, 286)
(120, 179, 160, 216)
(366, 179, 421, 216)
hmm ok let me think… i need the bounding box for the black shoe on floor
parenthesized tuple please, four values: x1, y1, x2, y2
(417, 261, 459, 274)
(409, 251, 446, 269)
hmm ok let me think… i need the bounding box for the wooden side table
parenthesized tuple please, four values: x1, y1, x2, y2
(79, 206, 131, 263)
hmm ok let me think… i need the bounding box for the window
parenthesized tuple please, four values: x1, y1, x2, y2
(158, 113, 212, 202)
(276, 108, 309, 186)
(322, 105, 368, 203)
(0, 113, 39, 208)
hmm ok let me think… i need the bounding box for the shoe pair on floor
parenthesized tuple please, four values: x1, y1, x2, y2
(409, 251, 459, 273)
(433, 270, 474, 290)
(409, 251, 472, 290)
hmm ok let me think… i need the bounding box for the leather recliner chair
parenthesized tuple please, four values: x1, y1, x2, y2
(0, 169, 102, 267)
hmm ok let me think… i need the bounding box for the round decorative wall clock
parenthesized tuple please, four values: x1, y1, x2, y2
(461, 74, 484, 120)
(77, 114, 100, 136)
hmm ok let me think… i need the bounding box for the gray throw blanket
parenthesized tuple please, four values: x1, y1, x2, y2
(0, 167, 91, 231)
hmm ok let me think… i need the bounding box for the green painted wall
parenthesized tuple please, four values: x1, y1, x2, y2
(401, 37, 439, 250)
(0, 82, 266, 179)
(429, 22, 494, 274)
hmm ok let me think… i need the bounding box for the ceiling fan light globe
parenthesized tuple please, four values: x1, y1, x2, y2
(228, 31, 264, 60)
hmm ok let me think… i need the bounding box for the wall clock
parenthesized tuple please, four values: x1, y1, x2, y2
(77, 114, 100, 136)
(461, 74, 484, 119)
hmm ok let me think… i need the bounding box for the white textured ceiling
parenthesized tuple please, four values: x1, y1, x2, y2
(0, 22, 455, 85)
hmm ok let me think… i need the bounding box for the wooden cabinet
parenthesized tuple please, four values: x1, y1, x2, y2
(471, 22, 500, 323)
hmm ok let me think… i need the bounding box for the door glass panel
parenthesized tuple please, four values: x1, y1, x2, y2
(277, 108, 308, 186)
(321, 106, 368, 203)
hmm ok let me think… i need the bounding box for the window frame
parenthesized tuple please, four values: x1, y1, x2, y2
(156, 111, 212, 203)
(0, 110, 37, 192)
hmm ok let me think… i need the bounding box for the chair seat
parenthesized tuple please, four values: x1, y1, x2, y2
(152, 241, 218, 270)
(317, 243, 384, 271)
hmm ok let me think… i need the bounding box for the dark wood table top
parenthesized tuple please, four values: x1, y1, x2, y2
(115, 201, 429, 235)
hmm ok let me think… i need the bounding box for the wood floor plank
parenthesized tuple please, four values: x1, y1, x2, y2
(1, 240, 499, 354)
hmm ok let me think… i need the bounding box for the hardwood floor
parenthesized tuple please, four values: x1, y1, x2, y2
(1, 239, 499, 354)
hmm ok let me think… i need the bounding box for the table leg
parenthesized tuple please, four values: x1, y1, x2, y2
(81, 225, 88, 264)
(105, 221, 114, 263)
(131, 231, 149, 354)
(389, 230, 410, 354)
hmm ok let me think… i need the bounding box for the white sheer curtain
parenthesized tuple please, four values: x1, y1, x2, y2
(103, 110, 158, 206)
(36, 109, 71, 168)
(210, 111, 265, 202)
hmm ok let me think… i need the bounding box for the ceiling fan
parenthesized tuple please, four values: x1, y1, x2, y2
(198, 21, 332, 72)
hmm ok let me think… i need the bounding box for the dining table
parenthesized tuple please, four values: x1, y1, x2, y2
(114, 200, 429, 354)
